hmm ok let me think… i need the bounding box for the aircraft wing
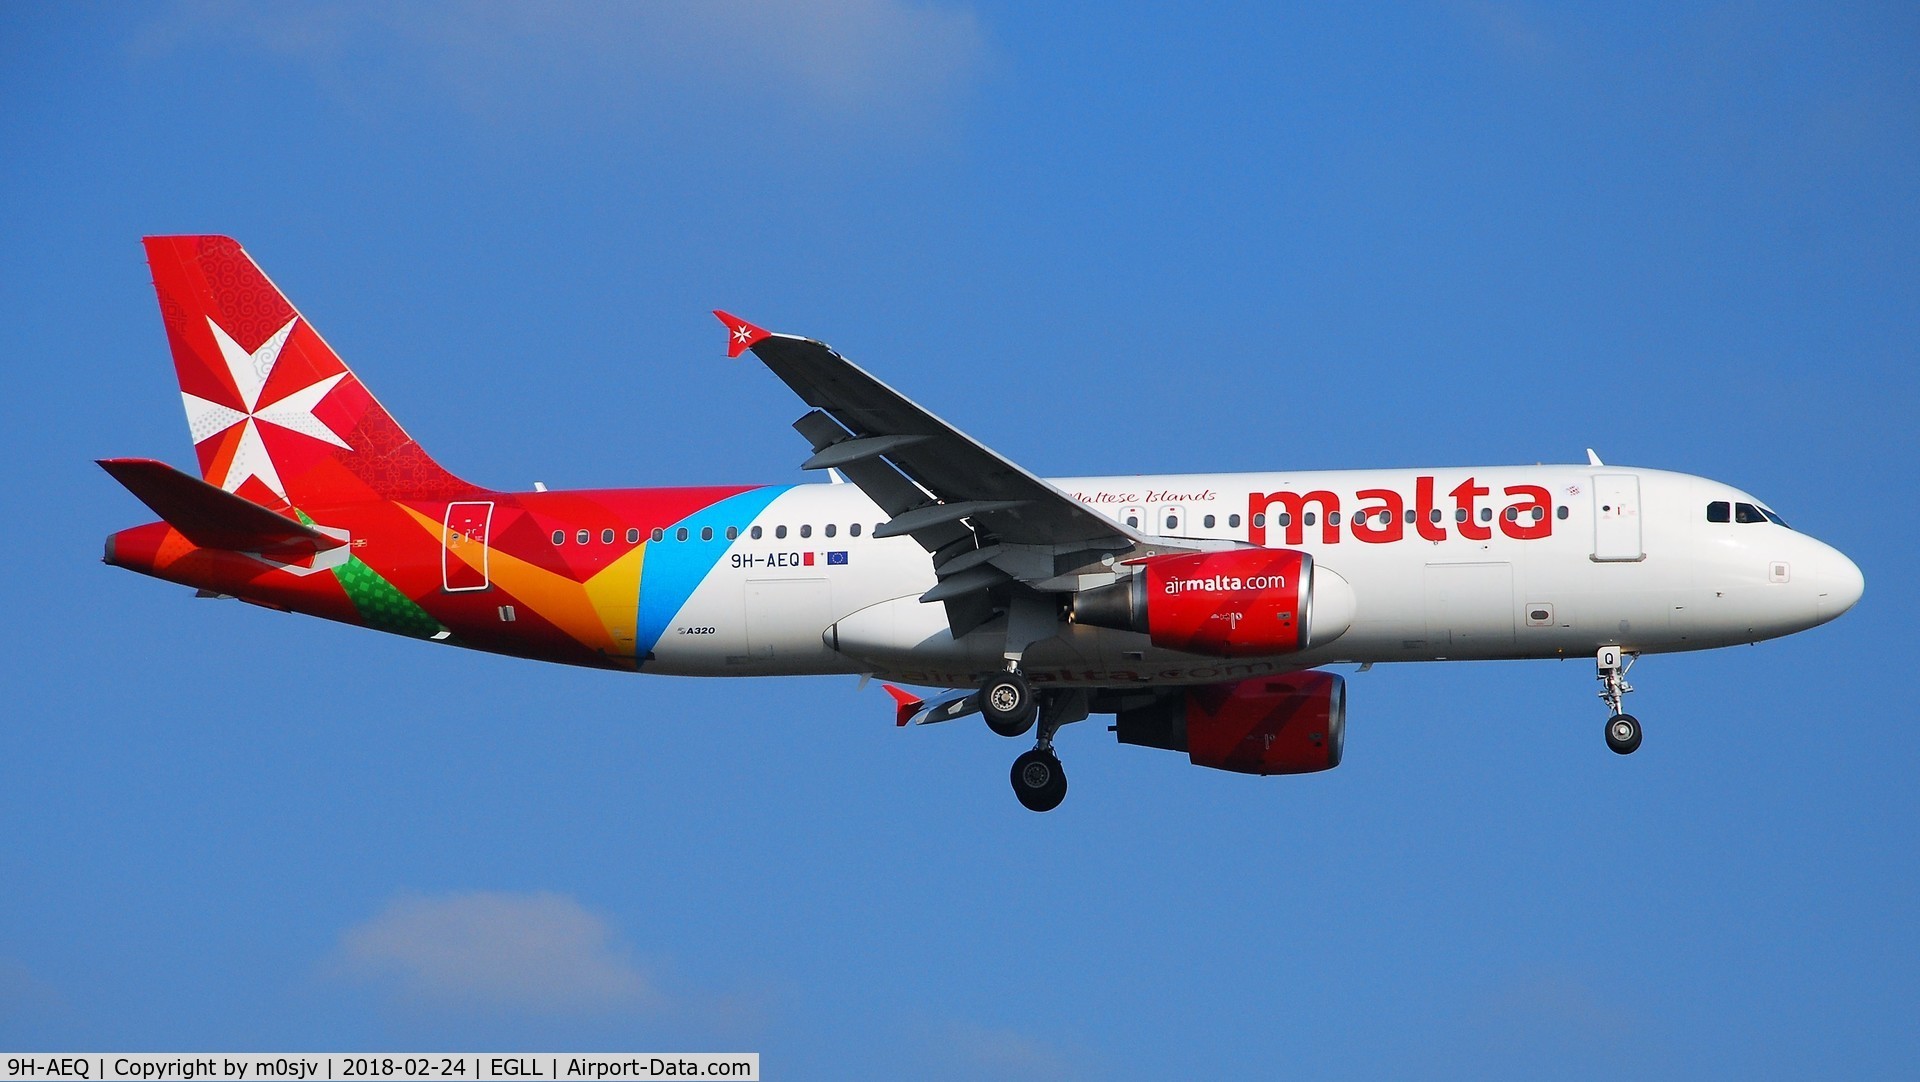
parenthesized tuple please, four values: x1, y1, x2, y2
(720, 312, 1139, 550)
(719, 311, 1162, 631)
(883, 683, 981, 727)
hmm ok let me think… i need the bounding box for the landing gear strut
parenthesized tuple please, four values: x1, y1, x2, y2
(994, 593, 1080, 809)
(1596, 646, 1642, 755)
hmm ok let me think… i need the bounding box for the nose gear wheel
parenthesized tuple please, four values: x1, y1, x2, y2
(1596, 647, 1642, 755)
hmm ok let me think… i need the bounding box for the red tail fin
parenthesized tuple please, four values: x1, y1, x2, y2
(144, 235, 478, 511)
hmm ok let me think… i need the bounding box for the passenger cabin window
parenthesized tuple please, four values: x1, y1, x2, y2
(701, 526, 713, 541)
(1125, 514, 1140, 528)
(1707, 501, 1730, 523)
(800, 525, 812, 538)
(726, 526, 739, 540)
(676, 527, 689, 541)
(1229, 514, 1241, 528)
(1556, 506, 1569, 520)
(1203, 514, 1217, 529)
(825, 524, 837, 538)
(850, 523, 862, 537)
(576, 530, 590, 545)
(775, 525, 787, 539)
(751, 526, 763, 539)
(1735, 502, 1765, 524)
(551, 530, 565, 545)
(652, 528, 665, 542)
(627, 528, 640, 543)
(601, 529, 614, 544)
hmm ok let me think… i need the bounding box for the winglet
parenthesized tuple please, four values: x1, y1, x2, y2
(713, 310, 771, 358)
(882, 684, 923, 727)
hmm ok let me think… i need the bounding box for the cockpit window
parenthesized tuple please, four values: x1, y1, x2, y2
(1759, 506, 1791, 529)
(1707, 501, 1730, 523)
(1734, 502, 1766, 524)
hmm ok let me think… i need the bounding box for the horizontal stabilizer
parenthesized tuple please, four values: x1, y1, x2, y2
(98, 458, 344, 556)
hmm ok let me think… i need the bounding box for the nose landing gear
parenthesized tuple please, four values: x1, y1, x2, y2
(1605, 712, 1643, 754)
(1597, 646, 1642, 755)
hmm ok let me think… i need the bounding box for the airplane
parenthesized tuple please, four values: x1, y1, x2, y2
(101, 235, 1865, 811)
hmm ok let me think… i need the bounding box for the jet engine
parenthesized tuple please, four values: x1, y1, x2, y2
(1112, 671, 1346, 775)
(1068, 549, 1354, 657)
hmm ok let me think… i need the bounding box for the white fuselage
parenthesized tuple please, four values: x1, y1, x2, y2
(643, 463, 1863, 689)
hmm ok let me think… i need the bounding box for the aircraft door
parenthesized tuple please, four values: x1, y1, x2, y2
(1592, 473, 1644, 562)
(745, 578, 833, 662)
(442, 501, 494, 591)
(1424, 562, 1516, 653)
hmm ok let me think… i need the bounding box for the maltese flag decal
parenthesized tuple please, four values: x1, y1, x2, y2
(713, 310, 771, 358)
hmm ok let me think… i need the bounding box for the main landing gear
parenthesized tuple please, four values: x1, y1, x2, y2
(989, 593, 1087, 812)
(980, 669, 1037, 738)
(1011, 746, 1065, 813)
(979, 668, 1088, 812)
(1597, 646, 1643, 755)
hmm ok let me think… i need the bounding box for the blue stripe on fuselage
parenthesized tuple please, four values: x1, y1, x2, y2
(635, 486, 790, 658)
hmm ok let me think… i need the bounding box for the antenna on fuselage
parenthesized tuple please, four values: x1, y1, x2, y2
(1586, 448, 1605, 466)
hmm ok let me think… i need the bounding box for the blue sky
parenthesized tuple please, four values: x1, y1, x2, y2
(2, 2, 1915, 1077)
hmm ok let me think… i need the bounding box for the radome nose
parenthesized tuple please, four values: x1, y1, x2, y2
(1830, 551, 1865, 613)
(1815, 545, 1865, 621)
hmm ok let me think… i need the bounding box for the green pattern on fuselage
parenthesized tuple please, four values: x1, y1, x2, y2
(299, 512, 444, 639)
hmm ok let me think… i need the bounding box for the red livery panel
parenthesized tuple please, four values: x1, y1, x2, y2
(1071, 549, 1325, 658)
(1139, 549, 1313, 657)
(1113, 672, 1347, 776)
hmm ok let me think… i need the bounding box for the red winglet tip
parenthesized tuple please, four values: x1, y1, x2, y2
(713, 310, 770, 358)
(882, 684, 923, 727)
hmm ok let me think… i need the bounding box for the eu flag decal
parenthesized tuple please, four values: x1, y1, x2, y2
(827, 551, 849, 565)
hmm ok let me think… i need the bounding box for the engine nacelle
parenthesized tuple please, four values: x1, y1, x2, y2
(1113, 671, 1346, 775)
(1069, 549, 1353, 657)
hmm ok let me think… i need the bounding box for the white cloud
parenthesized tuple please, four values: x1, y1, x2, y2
(1453, 0, 1555, 64)
(940, 1021, 1082, 1080)
(139, 0, 987, 136)
(333, 890, 661, 1015)
(0, 958, 66, 1017)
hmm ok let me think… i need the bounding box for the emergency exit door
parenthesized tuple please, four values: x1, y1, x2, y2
(443, 501, 494, 591)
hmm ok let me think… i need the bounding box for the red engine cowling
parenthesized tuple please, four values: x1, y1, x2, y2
(1113, 671, 1346, 775)
(1070, 549, 1317, 657)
